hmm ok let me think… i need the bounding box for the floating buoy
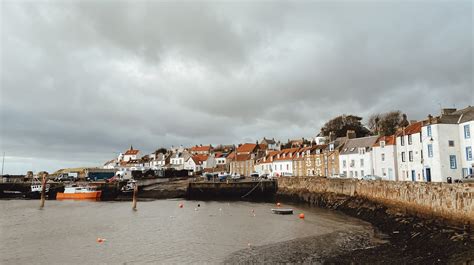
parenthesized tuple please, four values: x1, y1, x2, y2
(277, 202, 281, 207)
(179, 203, 184, 208)
(197, 204, 200, 207)
(253, 214, 256, 217)
(299, 213, 305, 219)
(96, 237, 106, 243)
(247, 243, 251, 248)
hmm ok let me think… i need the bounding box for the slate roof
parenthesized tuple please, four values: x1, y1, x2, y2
(340, 136, 379, 155)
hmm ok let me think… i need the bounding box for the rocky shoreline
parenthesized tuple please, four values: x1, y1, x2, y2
(277, 190, 474, 264)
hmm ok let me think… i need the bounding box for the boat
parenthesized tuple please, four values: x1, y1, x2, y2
(31, 176, 49, 193)
(271, 208, 293, 215)
(26, 176, 50, 199)
(121, 180, 136, 193)
(56, 186, 101, 200)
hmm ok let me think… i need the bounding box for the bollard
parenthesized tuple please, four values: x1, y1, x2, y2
(40, 174, 46, 208)
(132, 183, 138, 211)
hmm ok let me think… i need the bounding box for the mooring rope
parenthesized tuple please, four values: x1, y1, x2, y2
(241, 179, 264, 198)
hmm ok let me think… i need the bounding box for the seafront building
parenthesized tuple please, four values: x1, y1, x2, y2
(372, 135, 398, 180)
(98, 105, 473, 183)
(339, 135, 379, 179)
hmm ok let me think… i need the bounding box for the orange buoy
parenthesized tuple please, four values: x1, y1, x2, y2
(276, 202, 281, 207)
(96, 237, 106, 243)
(179, 203, 184, 208)
(299, 213, 305, 219)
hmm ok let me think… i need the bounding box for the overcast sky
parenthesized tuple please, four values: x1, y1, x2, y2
(1, 0, 472, 174)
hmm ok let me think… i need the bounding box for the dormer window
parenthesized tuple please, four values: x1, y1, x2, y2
(329, 144, 334, 151)
(380, 141, 385, 148)
(350, 148, 355, 152)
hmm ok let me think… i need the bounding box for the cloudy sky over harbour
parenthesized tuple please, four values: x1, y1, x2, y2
(1, 0, 472, 174)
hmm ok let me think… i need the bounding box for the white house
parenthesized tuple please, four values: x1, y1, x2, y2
(339, 136, 378, 179)
(123, 146, 140, 162)
(421, 107, 474, 182)
(457, 107, 474, 178)
(396, 121, 425, 181)
(372, 135, 397, 180)
(184, 156, 204, 172)
(270, 148, 299, 177)
(170, 151, 191, 170)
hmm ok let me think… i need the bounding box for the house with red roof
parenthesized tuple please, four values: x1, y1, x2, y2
(123, 146, 140, 162)
(190, 145, 213, 155)
(396, 121, 424, 181)
(230, 143, 267, 176)
(372, 135, 398, 180)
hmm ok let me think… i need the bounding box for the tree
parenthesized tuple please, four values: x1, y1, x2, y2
(368, 111, 408, 136)
(320, 115, 371, 138)
(154, 148, 168, 154)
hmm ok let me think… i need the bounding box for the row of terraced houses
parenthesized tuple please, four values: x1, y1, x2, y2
(104, 106, 474, 182)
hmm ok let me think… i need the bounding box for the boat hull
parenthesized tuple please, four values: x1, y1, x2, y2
(56, 191, 102, 200)
(271, 208, 293, 215)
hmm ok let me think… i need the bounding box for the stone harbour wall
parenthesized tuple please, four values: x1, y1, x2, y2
(277, 177, 474, 225)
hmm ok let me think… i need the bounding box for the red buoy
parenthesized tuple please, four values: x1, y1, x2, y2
(179, 203, 184, 208)
(299, 213, 305, 219)
(276, 202, 281, 207)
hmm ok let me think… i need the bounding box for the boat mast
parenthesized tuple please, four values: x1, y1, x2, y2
(1, 152, 4, 177)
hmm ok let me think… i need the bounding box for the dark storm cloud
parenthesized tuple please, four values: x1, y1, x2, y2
(0, 0, 472, 173)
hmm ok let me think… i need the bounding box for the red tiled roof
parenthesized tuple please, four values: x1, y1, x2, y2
(236, 143, 258, 153)
(190, 145, 211, 152)
(396, 122, 422, 136)
(227, 151, 236, 160)
(373, 135, 396, 147)
(234, 154, 251, 161)
(125, 149, 139, 155)
(273, 148, 300, 161)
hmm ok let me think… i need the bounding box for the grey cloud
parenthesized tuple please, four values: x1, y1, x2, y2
(0, 0, 472, 174)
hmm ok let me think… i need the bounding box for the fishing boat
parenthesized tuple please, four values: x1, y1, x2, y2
(121, 180, 136, 193)
(27, 176, 50, 199)
(271, 208, 293, 215)
(56, 186, 101, 200)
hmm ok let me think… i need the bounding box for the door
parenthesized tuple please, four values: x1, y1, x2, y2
(411, 170, 416, 181)
(425, 168, 431, 182)
(388, 168, 393, 180)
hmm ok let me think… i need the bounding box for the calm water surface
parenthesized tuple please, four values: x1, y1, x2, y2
(0, 200, 371, 264)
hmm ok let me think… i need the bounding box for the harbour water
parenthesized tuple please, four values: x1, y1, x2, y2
(0, 200, 373, 264)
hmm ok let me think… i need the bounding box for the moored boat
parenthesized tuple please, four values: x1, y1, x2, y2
(56, 186, 101, 200)
(271, 208, 293, 215)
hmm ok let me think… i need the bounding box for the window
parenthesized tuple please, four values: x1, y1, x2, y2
(401, 137, 405, 146)
(381, 153, 385, 161)
(343, 160, 346, 167)
(382, 168, 386, 176)
(448, 140, 454, 147)
(350, 160, 355, 167)
(449, 155, 457, 169)
(428, 144, 433, 157)
(408, 135, 412, 145)
(361, 170, 364, 177)
(359, 148, 365, 155)
(465, 125, 471, 139)
(354, 171, 358, 178)
(329, 144, 334, 151)
(401, 152, 406, 162)
(427, 125, 432, 137)
(380, 141, 385, 148)
(360, 159, 364, 167)
(467, 146, 473, 161)
(287, 164, 289, 170)
(409, 151, 413, 162)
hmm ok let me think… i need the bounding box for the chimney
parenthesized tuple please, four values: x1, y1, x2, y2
(442, 108, 456, 115)
(346, 130, 356, 139)
(329, 131, 337, 142)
